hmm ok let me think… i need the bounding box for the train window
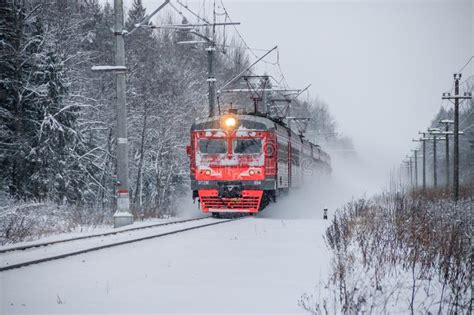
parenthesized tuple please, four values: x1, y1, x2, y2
(278, 143, 288, 163)
(233, 139, 262, 154)
(199, 139, 227, 154)
(292, 148, 300, 166)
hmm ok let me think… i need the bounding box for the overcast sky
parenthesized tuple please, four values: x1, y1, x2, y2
(114, 0, 473, 182)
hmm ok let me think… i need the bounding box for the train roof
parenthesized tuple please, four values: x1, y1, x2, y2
(192, 114, 324, 149)
(191, 114, 276, 131)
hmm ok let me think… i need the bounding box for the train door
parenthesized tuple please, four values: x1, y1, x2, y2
(276, 138, 289, 189)
(288, 142, 292, 187)
(290, 142, 302, 188)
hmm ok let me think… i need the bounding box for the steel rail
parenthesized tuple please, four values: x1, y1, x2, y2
(0, 217, 246, 272)
(0, 216, 212, 254)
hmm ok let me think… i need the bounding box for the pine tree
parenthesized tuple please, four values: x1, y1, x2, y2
(0, 1, 100, 204)
(0, 0, 46, 199)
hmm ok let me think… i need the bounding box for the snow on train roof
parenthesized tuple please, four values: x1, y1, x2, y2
(191, 114, 276, 131)
(191, 114, 331, 164)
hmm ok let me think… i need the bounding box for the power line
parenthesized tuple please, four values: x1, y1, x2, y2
(199, 0, 295, 98)
(459, 74, 474, 87)
(168, 1, 186, 19)
(218, 0, 259, 59)
(457, 55, 474, 73)
(170, 0, 298, 111)
(460, 106, 473, 126)
(214, 43, 274, 52)
(175, 0, 211, 25)
(277, 58, 290, 89)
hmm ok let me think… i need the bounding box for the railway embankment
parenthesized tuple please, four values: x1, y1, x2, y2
(300, 185, 473, 314)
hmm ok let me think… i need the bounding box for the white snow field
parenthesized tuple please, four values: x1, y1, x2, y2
(1, 216, 330, 314)
(0, 217, 225, 269)
(1, 155, 375, 313)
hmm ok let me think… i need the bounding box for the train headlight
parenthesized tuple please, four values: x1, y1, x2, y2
(205, 170, 211, 176)
(221, 114, 239, 130)
(249, 169, 255, 175)
(225, 117, 236, 128)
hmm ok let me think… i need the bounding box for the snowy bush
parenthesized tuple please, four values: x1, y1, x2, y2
(0, 197, 110, 245)
(300, 189, 473, 314)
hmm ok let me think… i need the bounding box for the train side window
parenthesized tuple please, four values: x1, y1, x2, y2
(199, 139, 227, 154)
(278, 143, 288, 163)
(233, 139, 262, 154)
(292, 148, 300, 166)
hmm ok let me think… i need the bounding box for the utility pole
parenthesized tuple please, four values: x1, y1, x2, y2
(427, 128, 443, 188)
(470, 137, 474, 185)
(405, 155, 413, 187)
(442, 74, 472, 201)
(413, 136, 427, 191)
(92, 0, 171, 227)
(439, 119, 454, 188)
(177, 23, 240, 117)
(430, 129, 438, 188)
(417, 132, 445, 189)
(113, 0, 132, 228)
(411, 149, 419, 188)
(261, 77, 269, 114)
(402, 161, 410, 186)
(207, 5, 217, 117)
(452, 75, 460, 199)
(207, 45, 216, 116)
(405, 159, 412, 187)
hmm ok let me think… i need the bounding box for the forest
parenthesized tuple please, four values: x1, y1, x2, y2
(0, 0, 348, 241)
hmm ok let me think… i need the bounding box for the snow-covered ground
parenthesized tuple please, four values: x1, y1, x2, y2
(0, 217, 190, 251)
(1, 154, 376, 313)
(1, 216, 330, 313)
(0, 217, 221, 269)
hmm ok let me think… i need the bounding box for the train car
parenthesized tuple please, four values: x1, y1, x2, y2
(186, 111, 331, 217)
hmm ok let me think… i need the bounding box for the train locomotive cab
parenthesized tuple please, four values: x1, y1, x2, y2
(187, 113, 277, 215)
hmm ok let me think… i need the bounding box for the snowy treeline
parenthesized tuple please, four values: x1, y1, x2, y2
(0, 0, 244, 220)
(300, 189, 472, 314)
(0, 0, 345, 241)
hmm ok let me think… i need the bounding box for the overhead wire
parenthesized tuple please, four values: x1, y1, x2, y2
(165, 0, 298, 112)
(217, 0, 289, 89)
(459, 103, 473, 127)
(218, 0, 259, 59)
(459, 74, 474, 87)
(168, 1, 186, 19)
(457, 55, 474, 74)
(213, 0, 296, 95)
(175, 0, 211, 25)
(214, 43, 275, 52)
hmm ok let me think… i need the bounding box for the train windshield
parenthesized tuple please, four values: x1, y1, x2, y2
(233, 139, 262, 154)
(199, 139, 227, 154)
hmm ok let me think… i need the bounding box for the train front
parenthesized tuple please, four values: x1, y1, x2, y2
(186, 113, 276, 216)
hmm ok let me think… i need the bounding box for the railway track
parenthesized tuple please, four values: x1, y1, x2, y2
(0, 216, 213, 254)
(0, 216, 247, 272)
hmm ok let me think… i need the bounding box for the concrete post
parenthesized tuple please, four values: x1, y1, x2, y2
(207, 46, 216, 117)
(114, 0, 133, 227)
(453, 74, 460, 201)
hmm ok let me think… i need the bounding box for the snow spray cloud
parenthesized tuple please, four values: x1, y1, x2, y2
(174, 193, 207, 219)
(174, 147, 386, 220)
(260, 150, 385, 220)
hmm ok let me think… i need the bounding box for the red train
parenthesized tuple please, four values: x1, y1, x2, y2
(186, 111, 331, 217)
